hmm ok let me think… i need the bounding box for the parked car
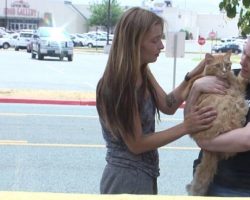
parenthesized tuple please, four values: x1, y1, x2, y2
(212, 43, 242, 54)
(84, 36, 112, 48)
(26, 34, 36, 53)
(70, 34, 80, 46)
(31, 27, 74, 61)
(14, 31, 34, 51)
(0, 33, 18, 49)
(70, 33, 90, 47)
(81, 31, 114, 41)
(220, 38, 235, 44)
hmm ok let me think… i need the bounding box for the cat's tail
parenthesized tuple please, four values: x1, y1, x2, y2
(186, 151, 218, 196)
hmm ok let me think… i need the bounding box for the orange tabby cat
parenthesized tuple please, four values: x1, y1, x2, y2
(186, 52, 249, 195)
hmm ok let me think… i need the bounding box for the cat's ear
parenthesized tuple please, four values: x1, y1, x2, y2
(205, 53, 214, 64)
(224, 51, 232, 61)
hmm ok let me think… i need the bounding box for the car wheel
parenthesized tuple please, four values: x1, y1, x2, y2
(68, 55, 73, 61)
(3, 43, 10, 49)
(31, 51, 36, 59)
(38, 49, 43, 60)
(87, 43, 93, 48)
(27, 46, 31, 53)
(15, 46, 19, 51)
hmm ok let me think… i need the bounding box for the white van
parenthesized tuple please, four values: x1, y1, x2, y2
(14, 31, 34, 50)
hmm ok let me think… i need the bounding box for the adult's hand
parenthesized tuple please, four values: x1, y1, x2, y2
(192, 76, 229, 95)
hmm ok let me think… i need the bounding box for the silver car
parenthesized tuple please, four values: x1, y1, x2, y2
(31, 27, 74, 61)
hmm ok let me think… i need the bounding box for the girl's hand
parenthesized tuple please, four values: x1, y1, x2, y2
(184, 106, 217, 134)
(189, 59, 206, 78)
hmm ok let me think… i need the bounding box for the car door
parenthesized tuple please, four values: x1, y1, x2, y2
(31, 34, 39, 52)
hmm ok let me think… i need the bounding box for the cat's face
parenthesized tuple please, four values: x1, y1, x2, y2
(204, 52, 232, 78)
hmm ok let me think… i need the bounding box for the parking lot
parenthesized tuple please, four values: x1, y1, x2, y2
(0, 41, 243, 198)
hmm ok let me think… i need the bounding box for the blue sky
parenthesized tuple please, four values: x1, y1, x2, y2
(67, 0, 222, 13)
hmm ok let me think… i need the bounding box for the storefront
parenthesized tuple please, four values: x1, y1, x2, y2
(0, 0, 89, 33)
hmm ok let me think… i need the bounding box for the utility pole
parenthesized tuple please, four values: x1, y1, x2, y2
(107, 0, 111, 45)
(64, 1, 87, 21)
(5, 0, 8, 30)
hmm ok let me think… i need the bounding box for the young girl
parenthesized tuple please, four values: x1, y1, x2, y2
(96, 7, 227, 194)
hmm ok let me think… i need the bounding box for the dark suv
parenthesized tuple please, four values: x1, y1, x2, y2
(212, 43, 242, 54)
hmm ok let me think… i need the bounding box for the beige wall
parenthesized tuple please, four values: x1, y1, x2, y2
(162, 6, 239, 39)
(0, 0, 88, 33)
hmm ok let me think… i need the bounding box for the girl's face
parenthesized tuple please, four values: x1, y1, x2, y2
(140, 23, 164, 65)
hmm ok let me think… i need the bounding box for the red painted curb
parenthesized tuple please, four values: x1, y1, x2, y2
(0, 98, 96, 106)
(180, 102, 185, 108)
(0, 98, 185, 108)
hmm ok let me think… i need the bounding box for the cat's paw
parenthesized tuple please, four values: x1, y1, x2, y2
(186, 182, 207, 196)
(186, 183, 192, 195)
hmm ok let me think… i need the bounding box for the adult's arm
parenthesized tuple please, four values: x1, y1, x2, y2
(197, 122, 250, 153)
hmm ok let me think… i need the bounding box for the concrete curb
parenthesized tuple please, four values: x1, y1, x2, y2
(0, 191, 246, 200)
(0, 98, 96, 106)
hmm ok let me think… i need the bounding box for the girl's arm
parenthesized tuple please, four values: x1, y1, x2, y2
(149, 59, 213, 115)
(122, 105, 217, 154)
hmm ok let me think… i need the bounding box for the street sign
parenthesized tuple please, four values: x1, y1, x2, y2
(198, 37, 206, 45)
(209, 31, 216, 39)
(165, 31, 185, 89)
(165, 32, 185, 57)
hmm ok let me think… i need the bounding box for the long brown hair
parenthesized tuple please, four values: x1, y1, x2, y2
(96, 7, 163, 138)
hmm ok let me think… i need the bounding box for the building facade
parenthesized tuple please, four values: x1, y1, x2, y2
(144, 0, 240, 39)
(0, 0, 90, 33)
(0, 0, 241, 39)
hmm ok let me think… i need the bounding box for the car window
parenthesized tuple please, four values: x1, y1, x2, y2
(20, 33, 33, 37)
(38, 28, 70, 40)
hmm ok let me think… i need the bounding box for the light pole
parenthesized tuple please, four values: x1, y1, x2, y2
(5, 0, 8, 30)
(107, 0, 111, 45)
(64, 1, 87, 21)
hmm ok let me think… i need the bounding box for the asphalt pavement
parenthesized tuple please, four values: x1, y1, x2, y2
(0, 42, 244, 199)
(0, 39, 219, 106)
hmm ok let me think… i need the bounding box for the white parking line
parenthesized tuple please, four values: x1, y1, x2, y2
(46, 65, 65, 74)
(0, 141, 198, 150)
(0, 112, 99, 118)
(0, 112, 183, 121)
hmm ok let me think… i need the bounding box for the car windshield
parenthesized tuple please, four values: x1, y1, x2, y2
(39, 28, 69, 40)
(20, 33, 33, 37)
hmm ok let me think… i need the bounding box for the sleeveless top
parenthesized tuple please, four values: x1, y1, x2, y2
(100, 94, 160, 178)
(194, 69, 250, 189)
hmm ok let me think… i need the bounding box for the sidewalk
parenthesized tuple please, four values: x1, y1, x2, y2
(0, 88, 96, 106)
(0, 88, 187, 108)
(0, 40, 218, 106)
(0, 191, 246, 200)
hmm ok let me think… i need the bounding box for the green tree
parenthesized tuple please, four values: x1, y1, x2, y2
(219, 0, 250, 35)
(88, 0, 124, 31)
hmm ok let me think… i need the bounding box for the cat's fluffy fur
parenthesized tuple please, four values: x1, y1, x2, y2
(186, 52, 249, 196)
